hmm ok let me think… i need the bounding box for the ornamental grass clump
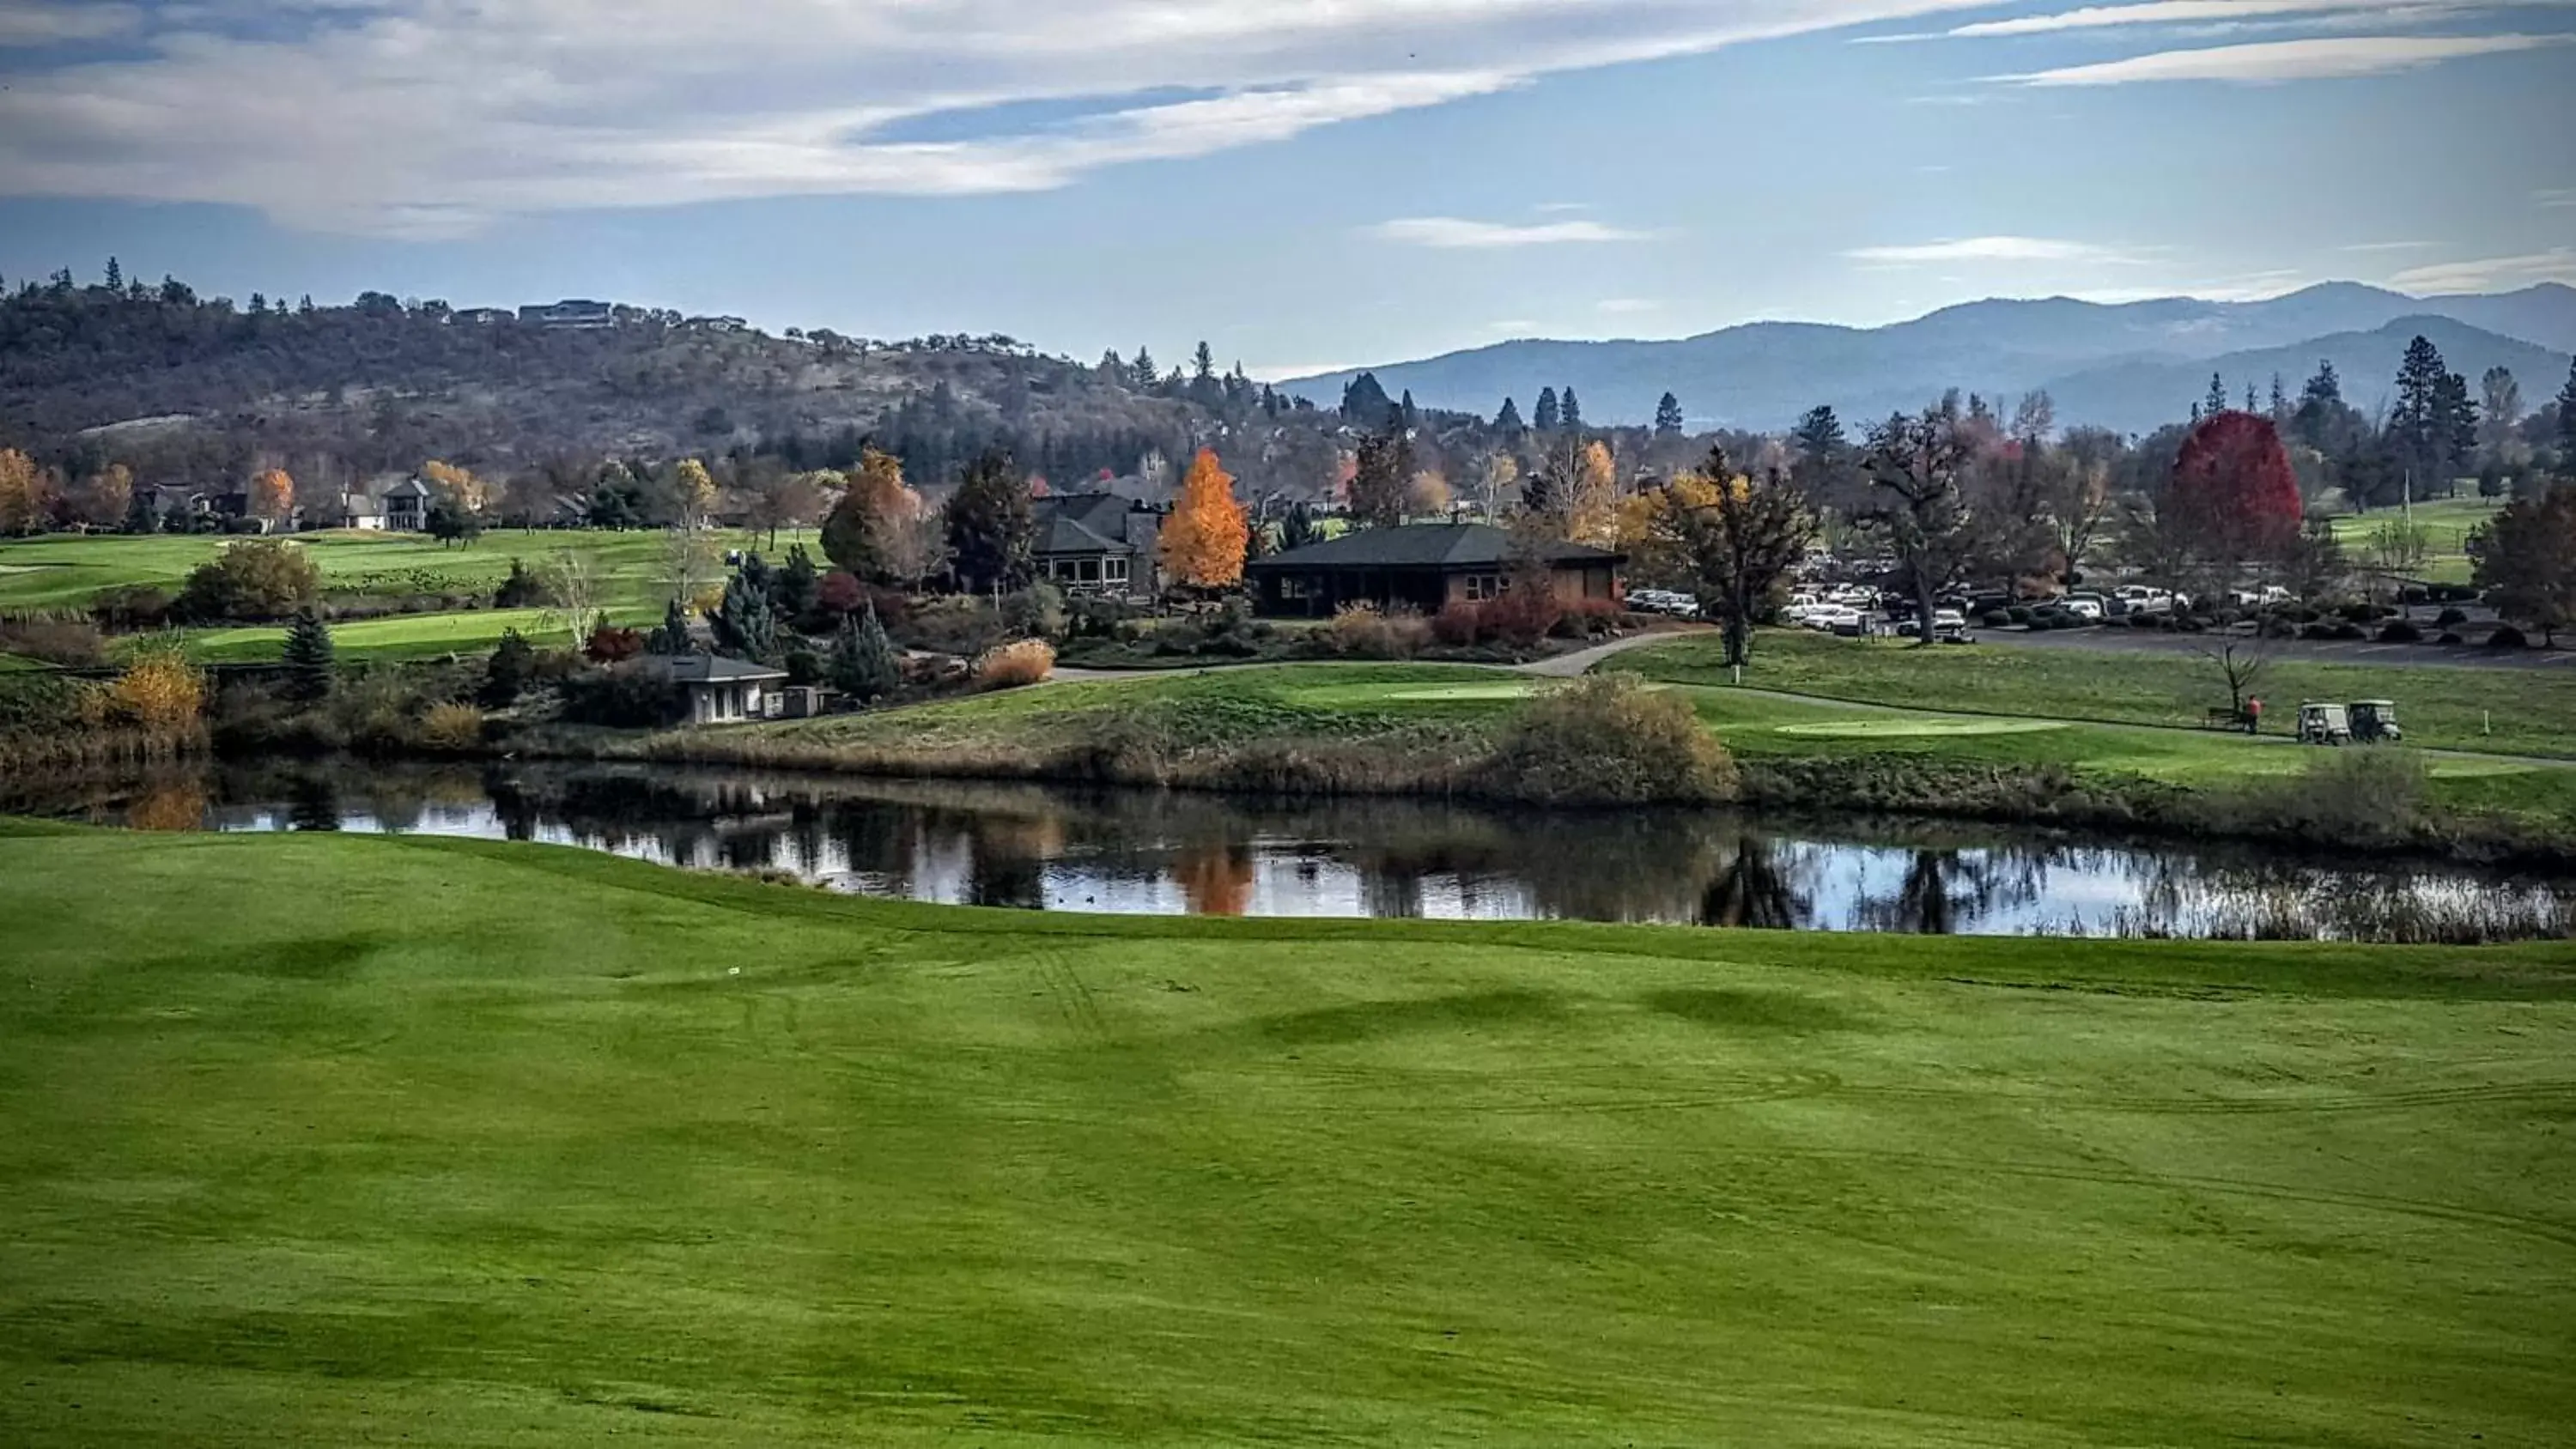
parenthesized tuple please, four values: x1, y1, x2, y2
(1489, 674, 1738, 805)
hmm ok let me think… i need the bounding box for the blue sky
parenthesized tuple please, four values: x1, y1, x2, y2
(0, 0, 2569, 378)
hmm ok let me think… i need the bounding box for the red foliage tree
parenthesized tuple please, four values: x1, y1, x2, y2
(2169, 411, 2303, 560)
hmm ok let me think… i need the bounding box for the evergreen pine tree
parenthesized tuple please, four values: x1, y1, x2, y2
(1534, 387, 1560, 432)
(2205, 373, 2230, 418)
(480, 628, 537, 707)
(775, 544, 820, 622)
(2558, 359, 2576, 478)
(647, 599, 694, 655)
(120, 487, 156, 535)
(1130, 347, 1158, 391)
(1494, 397, 1525, 433)
(1654, 392, 1684, 437)
(830, 603, 902, 705)
(1400, 390, 1419, 429)
(710, 573, 779, 661)
(1558, 387, 1583, 432)
(1192, 342, 1217, 382)
(2269, 373, 2288, 418)
(281, 609, 335, 705)
(2244, 382, 2258, 413)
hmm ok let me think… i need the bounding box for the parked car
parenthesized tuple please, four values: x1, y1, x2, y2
(2226, 585, 2293, 608)
(2114, 585, 2178, 615)
(2061, 593, 2106, 621)
(1805, 604, 1862, 634)
(1930, 608, 1972, 643)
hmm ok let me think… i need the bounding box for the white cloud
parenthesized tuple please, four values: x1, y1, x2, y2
(2387, 248, 2576, 292)
(1947, 1, 2392, 39)
(0, 0, 2024, 236)
(1996, 33, 2568, 85)
(2537, 188, 2576, 208)
(1844, 235, 2146, 264)
(0, 2, 139, 45)
(1371, 216, 1654, 248)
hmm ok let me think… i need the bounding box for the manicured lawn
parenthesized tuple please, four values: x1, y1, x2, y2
(0, 528, 819, 613)
(2325, 495, 2500, 584)
(1613, 627, 2576, 761)
(139, 605, 654, 664)
(3, 822, 2573, 1446)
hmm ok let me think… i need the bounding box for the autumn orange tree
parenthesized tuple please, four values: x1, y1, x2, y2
(249, 468, 295, 524)
(422, 459, 488, 513)
(1159, 448, 1248, 591)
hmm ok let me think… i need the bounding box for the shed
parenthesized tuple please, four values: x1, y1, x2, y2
(659, 655, 790, 724)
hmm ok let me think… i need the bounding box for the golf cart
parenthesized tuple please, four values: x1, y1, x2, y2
(2296, 702, 2352, 746)
(2348, 699, 2403, 743)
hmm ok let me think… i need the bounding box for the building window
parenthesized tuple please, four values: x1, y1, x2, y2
(1077, 558, 1101, 583)
(1280, 577, 1309, 600)
(1464, 573, 1503, 602)
(1103, 556, 1129, 583)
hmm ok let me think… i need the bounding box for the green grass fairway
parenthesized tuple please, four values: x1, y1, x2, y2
(2327, 496, 2500, 585)
(144, 605, 652, 664)
(0, 528, 818, 614)
(3, 822, 2573, 1446)
(1774, 717, 2069, 738)
(1617, 627, 2576, 761)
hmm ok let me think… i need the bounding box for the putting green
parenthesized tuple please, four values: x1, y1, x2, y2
(1775, 717, 2071, 739)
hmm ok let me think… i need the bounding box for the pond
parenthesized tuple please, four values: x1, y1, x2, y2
(11, 761, 2573, 942)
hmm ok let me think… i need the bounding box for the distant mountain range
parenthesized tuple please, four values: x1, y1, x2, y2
(1279, 282, 2576, 436)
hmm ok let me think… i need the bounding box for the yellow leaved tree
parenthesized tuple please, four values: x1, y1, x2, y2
(0, 448, 52, 535)
(1158, 448, 1248, 591)
(249, 468, 295, 524)
(421, 460, 488, 513)
(673, 458, 718, 528)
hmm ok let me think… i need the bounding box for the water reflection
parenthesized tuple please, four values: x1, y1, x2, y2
(12, 761, 2572, 943)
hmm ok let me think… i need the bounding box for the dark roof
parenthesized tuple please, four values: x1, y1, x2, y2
(1031, 493, 1151, 555)
(654, 654, 787, 684)
(381, 476, 432, 499)
(1249, 523, 1622, 572)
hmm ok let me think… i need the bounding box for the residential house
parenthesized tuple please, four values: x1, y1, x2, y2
(380, 476, 433, 531)
(517, 299, 617, 330)
(1030, 493, 1162, 601)
(1245, 524, 1625, 618)
(659, 655, 790, 725)
(452, 307, 513, 325)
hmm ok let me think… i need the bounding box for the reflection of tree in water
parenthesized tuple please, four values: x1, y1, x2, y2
(1698, 836, 1815, 931)
(1176, 842, 1255, 916)
(125, 780, 208, 833)
(1854, 849, 2044, 935)
(286, 775, 341, 832)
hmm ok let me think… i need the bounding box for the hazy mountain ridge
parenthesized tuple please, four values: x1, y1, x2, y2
(1280, 282, 2576, 434)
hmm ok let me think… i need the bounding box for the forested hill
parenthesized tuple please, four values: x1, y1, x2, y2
(0, 279, 1338, 496)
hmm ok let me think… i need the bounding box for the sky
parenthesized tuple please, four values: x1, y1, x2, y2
(0, 0, 2570, 379)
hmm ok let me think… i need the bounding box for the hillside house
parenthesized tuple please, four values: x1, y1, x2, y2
(1246, 524, 1624, 618)
(1031, 494, 1162, 601)
(517, 299, 617, 330)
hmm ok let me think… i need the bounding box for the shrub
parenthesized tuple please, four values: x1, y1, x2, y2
(1555, 598, 1623, 639)
(1327, 603, 1408, 659)
(0, 614, 106, 666)
(1479, 580, 1562, 650)
(899, 597, 1005, 658)
(1489, 675, 1738, 805)
(480, 628, 538, 706)
(1433, 601, 1483, 646)
(2487, 624, 2529, 650)
(89, 585, 173, 631)
(584, 623, 645, 664)
(2439, 632, 2464, 646)
(81, 650, 205, 734)
(2328, 621, 2366, 641)
(1980, 609, 2012, 628)
(177, 538, 319, 621)
(2245, 748, 2431, 848)
(975, 638, 1055, 688)
(2378, 619, 2423, 644)
(1001, 584, 1067, 641)
(560, 663, 682, 728)
(2005, 605, 2032, 625)
(418, 701, 485, 752)
(2300, 622, 2335, 640)
(2435, 607, 2468, 628)
(492, 558, 556, 609)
